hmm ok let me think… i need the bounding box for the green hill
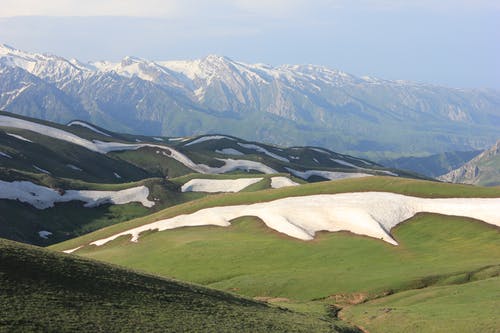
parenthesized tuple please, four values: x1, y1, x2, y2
(51, 177, 500, 298)
(0, 238, 352, 333)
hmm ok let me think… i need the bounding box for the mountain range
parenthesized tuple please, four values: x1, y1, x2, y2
(1, 44, 499, 159)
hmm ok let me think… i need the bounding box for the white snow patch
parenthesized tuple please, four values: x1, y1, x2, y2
(185, 135, 235, 146)
(330, 158, 397, 176)
(331, 158, 358, 169)
(215, 148, 244, 156)
(62, 246, 82, 254)
(380, 170, 399, 176)
(6, 132, 32, 142)
(89, 192, 500, 246)
(181, 178, 263, 193)
(237, 143, 290, 163)
(0, 152, 12, 158)
(0, 180, 154, 209)
(38, 230, 52, 239)
(270, 177, 299, 189)
(204, 158, 277, 174)
(66, 164, 82, 171)
(168, 137, 190, 142)
(33, 165, 50, 174)
(67, 121, 111, 137)
(310, 148, 330, 155)
(285, 167, 372, 180)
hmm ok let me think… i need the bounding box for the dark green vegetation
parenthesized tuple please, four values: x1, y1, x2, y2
(0, 238, 352, 333)
(381, 149, 481, 178)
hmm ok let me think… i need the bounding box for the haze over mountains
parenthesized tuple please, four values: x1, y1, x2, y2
(1, 44, 499, 160)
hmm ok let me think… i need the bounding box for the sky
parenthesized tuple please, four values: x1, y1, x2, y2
(0, 0, 499, 89)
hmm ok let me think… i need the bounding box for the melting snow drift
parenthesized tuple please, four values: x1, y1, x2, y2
(88, 192, 500, 247)
(181, 178, 263, 193)
(0, 180, 154, 209)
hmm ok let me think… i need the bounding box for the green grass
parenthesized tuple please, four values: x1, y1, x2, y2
(0, 238, 350, 333)
(341, 276, 500, 333)
(68, 214, 500, 302)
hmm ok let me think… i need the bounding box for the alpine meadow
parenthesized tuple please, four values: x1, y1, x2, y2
(0, 1, 499, 332)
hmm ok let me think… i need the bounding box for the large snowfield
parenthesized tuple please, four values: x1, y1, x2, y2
(88, 192, 500, 247)
(0, 180, 154, 209)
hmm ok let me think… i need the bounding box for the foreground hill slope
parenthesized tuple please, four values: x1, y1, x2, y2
(341, 274, 500, 333)
(438, 140, 500, 186)
(0, 238, 346, 333)
(1, 44, 499, 158)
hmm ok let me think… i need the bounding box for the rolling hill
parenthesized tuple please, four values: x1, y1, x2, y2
(1, 111, 498, 332)
(47, 176, 500, 332)
(1, 111, 418, 245)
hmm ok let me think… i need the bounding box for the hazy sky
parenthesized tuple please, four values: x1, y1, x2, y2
(1, 0, 499, 89)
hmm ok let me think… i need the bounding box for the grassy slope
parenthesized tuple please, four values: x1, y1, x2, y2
(477, 154, 500, 186)
(0, 127, 151, 183)
(68, 215, 500, 301)
(50, 177, 499, 302)
(0, 238, 345, 333)
(341, 276, 500, 333)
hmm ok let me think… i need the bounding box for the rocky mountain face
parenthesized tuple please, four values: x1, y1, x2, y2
(438, 140, 500, 186)
(1, 44, 499, 159)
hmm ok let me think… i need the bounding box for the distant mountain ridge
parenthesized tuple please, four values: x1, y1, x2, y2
(438, 140, 500, 186)
(381, 150, 482, 178)
(1, 44, 499, 159)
